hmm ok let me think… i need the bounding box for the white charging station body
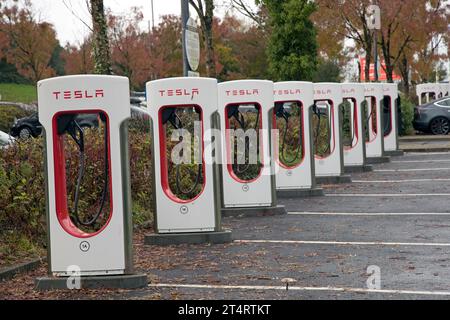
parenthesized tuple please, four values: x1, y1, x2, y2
(416, 83, 441, 105)
(273, 82, 315, 190)
(364, 83, 385, 158)
(38, 75, 133, 277)
(146, 77, 220, 234)
(219, 80, 275, 208)
(313, 83, 345, 177)
(439, 83, 449, 98)
(383, 83, 400, 152)
(342, 83, 366, 167)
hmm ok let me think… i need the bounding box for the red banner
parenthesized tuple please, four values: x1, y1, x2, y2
(359, 58, 401, 82)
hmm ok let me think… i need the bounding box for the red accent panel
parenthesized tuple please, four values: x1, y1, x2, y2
(343, 98, 360, 151)
(224, 103, 265, 184)
(314, 100, 336, 160)
(52, 110, 113, 239)
(384, 96, 394, 138)
(272, 100, 306, 170)
(158, 105, 206, 204)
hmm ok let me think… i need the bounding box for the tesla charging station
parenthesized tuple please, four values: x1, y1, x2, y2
(273, 82, 323, 198)
(416, 83, 441, 105)
(36, 75, 147, 290)
(219, 80, 286, 217)
(313, 83, 351, 184)
(364, 83, 388, 162)
(439, 83, 449, 98)
(341, 83, 371, 172)
(383, 83, 402, 155)
(144, 77, 231, 245)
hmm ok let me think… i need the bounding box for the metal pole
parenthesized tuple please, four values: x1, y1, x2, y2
(181, 0, 190, 77)
(373, 30, 378, 82)
(151, 0, 155, 29)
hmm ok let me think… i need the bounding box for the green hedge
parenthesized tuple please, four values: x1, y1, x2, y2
(0, 117, 153, 263)
(0, 106, 33, 133)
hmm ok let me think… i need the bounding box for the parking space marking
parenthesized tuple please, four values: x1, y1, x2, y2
(405, 152, 450, 156)
(234, 240, 450, 247)
(289, 212, 450, 216)
(352, 179, 450, 183)
(374, 168, 450, 173)
(325, 193, 450, 197)
(149, 283, 450, 297)
(392, 160, 450, 164)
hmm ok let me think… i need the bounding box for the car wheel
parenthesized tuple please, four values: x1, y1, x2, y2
(19, 127, 32, 139)
(430, 117, 450, 135)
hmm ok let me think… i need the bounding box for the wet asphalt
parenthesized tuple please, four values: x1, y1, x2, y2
(135, 151, 450, 300)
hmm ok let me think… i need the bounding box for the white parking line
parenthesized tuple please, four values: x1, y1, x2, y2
(234, 239, 450, 247)
(405, 152, 450, 156)
(392, 160, 450, 164)
(352, 179, 450, 183)
(375, 168, 450, 172)
(149, 283, 450, 297)
(289, 212, 450, 216)
(325, 193, 450, 197)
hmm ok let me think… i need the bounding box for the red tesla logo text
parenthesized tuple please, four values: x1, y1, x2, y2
(53, 90, 104, 100)
(315, 89, 332, 95)
(159, 88, 200, 98)
(226, 89, 260, 96)
(343, 89, 355, 94)
(274, 89, 302, 96)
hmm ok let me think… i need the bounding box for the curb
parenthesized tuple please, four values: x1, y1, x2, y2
(145, 231, 233, 246)
(0, 258, 45, 282)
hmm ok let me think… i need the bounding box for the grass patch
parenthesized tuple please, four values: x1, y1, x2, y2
(0, 83, 37, 104)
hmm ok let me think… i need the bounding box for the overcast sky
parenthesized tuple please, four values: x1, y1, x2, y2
(30, 0, 245, 45)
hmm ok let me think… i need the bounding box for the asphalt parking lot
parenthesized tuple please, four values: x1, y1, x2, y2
(3, 151, 450, 300)
(141, 151, 450, 300)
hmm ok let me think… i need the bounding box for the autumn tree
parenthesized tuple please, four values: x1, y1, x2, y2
(108, 7, 151, 89)
(408, 0, 448, 84)
(262, 0, 318, 81)
(316, 0, 374, 82)
(149, 15, 183, 80)
(62, 38, 94, 75)
(189, 0, 216, 77)
(90, 0, 112, 74)
(0, 0, 58, 83)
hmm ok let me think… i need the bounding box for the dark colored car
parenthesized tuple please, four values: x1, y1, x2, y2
(413, 97, 450, 135)
(10, 113, 99, 139)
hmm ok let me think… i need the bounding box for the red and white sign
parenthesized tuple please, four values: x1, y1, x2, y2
(359, 58, 401, 82)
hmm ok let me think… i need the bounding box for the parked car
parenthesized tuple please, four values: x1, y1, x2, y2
(10, 113, 99, 139)
(413, 97, 450, 135)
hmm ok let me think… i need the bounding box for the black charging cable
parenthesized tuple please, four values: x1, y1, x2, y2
(163, 108, 203, 197)
(228, 106, 261, 175)
(275, 103, 302, 165)
(63, 116, 109, 228)
(312, 104, 331, 156)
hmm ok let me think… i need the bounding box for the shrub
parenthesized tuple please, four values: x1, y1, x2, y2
(0, 106, 33, 133)
(0, 118, 154, 262)
(399, 94, 415, 136)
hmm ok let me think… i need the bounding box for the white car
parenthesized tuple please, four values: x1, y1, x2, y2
(0, 130, 15, 148)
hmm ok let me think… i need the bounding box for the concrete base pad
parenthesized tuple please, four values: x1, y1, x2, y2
(345, 165, 373, 173)
(35, 274, 148, 291)
(222, 205, 287, 218)
(366, 156, 391, 164)
(144, 231, 232, 246)
(384, 150, 405, 157)
(316, 175, 352, 185)
(277, 188, 324, 199)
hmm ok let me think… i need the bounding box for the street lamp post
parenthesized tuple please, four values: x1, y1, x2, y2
(181, 0, 190, 77)
(366, 4, 381, 82)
